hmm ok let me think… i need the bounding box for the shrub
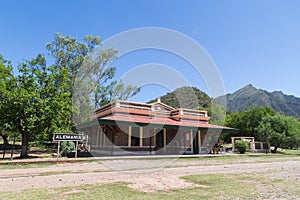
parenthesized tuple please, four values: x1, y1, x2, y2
(235, 140, 248, 154)
(60, 141, 74, 156)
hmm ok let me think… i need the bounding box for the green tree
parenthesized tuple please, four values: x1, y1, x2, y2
(256, 114, 300, 153)
(6, 56, 43, 156)
(148, 86, 226, 125)
(223, 106, 276, 142)
(206, 101, 226, 126)
(0, 55, 17, 144)
(148, 86, 211, 109)
(10, 33, 139, 157)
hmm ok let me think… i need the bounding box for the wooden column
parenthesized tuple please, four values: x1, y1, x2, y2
(99, 130, 102, 146)
(128, 126, 132, 147)
(102, 131, 106, 146)
(98, 129, 102, 146)
(139, 127, 143, 147)
(198, 130, 201, 153)
(231, 137, 235, 152)
(153, 129, 156, 147)
(190, 130, 193, 153)
(96, 129, 100, 146)
(163, 128, 167, 152)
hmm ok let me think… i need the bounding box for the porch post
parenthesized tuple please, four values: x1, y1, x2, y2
(150, 128, 154, 154)
(99, 129, 103, 146)
(128, 126, 132, 147)
(163, 128, 167, 152)
(103, 127, 106, 146)
(140, 127, 143, 147)
(231, 137, 235, 152)
(198, 130, 201, 153)
(96, 129, 100, 146)
(190, 130, 193, 153)
(153, 129, 156, 147)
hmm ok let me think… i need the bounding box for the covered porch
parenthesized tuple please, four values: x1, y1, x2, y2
(78, 119, 237, 156)
(77, 100, 238, 156)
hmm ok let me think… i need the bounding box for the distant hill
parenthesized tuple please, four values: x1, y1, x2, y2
(215, 84, 300, 118)
(148, 86, 212, 109)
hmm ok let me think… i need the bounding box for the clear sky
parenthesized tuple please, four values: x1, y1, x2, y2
(1, 0, 300, 102)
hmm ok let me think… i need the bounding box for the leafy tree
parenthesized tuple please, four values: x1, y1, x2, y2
(256, 114, 300, 153)
(4, 33, 139, 157)
(94, 80, 140, 107)
(224, 106, 276, 142)
(0, 55, 18, 144)
(148, 86, 211, 109)
(205, 100, 226, 126)
(148, 86, 226, 125)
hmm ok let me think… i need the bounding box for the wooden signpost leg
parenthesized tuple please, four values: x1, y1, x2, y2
(57, 141, 60, 159)
(75, 141, 78, 158)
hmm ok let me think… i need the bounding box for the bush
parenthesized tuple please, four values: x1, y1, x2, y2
(235, 140, 248, 154)
(60, 141, 74, 156)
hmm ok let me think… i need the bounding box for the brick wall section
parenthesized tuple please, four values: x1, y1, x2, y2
(111, 125, 128, 146)
(142, 137, 155, 146)
(166, 129, 178, 145)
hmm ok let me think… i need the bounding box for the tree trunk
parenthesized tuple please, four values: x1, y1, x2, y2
(273, 146, 279, 153)
(20, 132, 29, 158)
(0, 133, 9, 144)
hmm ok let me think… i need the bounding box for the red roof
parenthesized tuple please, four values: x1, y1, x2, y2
(101, 115, 236, 131)
(88, 100, 238, 133)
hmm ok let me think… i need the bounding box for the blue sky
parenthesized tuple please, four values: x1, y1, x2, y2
(1, 0, 300, 102)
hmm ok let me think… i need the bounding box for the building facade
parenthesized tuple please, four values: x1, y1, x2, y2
(78, 99, 237, 155)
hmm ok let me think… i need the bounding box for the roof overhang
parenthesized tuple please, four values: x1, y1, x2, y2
(76, 117, 239, 134)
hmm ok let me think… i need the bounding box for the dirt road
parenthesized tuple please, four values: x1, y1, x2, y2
(0, 156, 299, 194)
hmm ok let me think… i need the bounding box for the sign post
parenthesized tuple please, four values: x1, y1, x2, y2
(57, 141, 60, 159)
(75, 141, 78, 158)
(53, 133, 83, 158)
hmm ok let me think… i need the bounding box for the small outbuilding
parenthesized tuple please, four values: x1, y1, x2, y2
(231, 137, 270, 153)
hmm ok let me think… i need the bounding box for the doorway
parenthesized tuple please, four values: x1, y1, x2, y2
(192, 131, 199, 154)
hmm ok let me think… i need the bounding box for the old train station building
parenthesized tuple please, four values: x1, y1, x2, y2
(78, 99, 238, 155)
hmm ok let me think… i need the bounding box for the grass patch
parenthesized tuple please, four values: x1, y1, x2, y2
(39, 170, 78, 176)
(39, 169, 111, 176)
(175, 154, 300, 162)
(0, 188, 56, 200)
(181, 174, 260, 199)
(0, 162, 55, 170)
(175, 155, 239, 161)
(277, 148, 300, 155)
(0, 159, 98, 170)
(0, 183, 169, 200)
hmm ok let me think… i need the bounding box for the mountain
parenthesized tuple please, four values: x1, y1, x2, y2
(215, 84, 300, 118)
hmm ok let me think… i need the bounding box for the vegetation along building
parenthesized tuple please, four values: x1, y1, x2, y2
(78, 99, 238, 155)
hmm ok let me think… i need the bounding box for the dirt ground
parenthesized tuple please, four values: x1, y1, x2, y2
(0, 155, 299, 197)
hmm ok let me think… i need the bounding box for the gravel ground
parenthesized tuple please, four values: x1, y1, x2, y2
(0, 156, 299, 198)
